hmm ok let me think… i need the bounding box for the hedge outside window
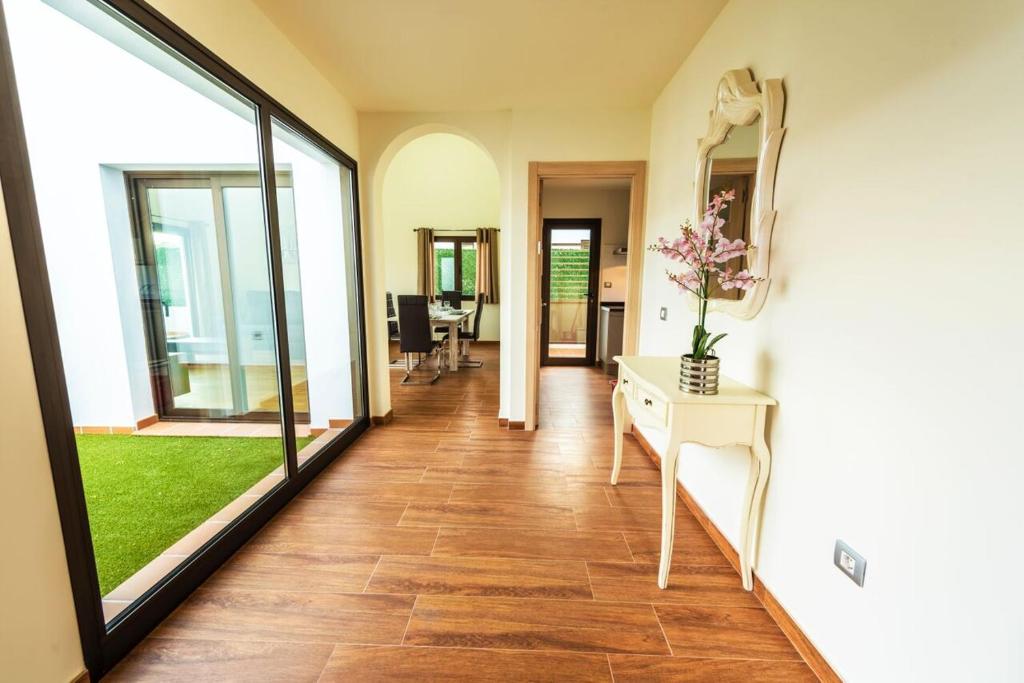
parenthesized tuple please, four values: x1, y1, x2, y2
(434, 236, 476, 299)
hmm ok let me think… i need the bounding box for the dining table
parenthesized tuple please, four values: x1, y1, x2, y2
(429, 307, 473, 372)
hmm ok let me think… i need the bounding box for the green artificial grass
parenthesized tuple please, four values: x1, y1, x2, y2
(76, 433, 313, 595)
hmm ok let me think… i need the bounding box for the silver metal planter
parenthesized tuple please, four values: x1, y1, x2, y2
(679, 354, 720, 395)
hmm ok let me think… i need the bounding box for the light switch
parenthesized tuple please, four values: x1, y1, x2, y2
(603, 281, 612, 288)
(659, 307, 668, 321)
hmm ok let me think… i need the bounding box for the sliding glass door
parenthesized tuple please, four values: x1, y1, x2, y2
(0, 0, 368, 675)
(132, 173, 310, 423)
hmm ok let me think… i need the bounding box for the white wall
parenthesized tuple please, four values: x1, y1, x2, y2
(638, 1, 1024, 680)
(7, 0, 355, 428)
(541, 183, 631, 303)
(382, 133, 500, 341)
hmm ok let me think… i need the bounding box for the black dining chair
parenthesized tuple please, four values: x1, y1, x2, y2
(397, 295, 443, 384)
(434, 289, 464, 335)
(386, 291, 400, 341)
(440, 290, 462, 309)
(444, 292, 485, 368)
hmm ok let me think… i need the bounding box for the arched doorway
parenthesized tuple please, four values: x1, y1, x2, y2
(371, 130, 502, 420)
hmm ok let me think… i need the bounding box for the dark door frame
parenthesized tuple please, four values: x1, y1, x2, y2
(540, 218, 602, 367)
(0, 0, 369, 678)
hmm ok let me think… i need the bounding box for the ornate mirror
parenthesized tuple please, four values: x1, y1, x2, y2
(694, 69, 785, 319)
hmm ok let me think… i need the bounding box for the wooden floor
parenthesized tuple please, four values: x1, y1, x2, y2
(110, 342, 815, 681)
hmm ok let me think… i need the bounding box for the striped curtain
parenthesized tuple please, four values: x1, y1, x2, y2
(475, 227, 499, 304)
(415, 227, 435, 298)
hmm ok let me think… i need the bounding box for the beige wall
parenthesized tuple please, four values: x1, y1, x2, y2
(0, 1, 362, 679)
(382, 133, 501, 341)
(359, 109, 650, 419)
(638, 0, 1024, 679)
(0, 185, 84, 681)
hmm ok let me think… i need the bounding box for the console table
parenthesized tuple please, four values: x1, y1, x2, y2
(610, 356, 777, 590)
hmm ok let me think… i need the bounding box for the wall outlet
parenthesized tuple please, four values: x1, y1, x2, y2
(603, 281, 612, 288)
(659, 307, 668, 321)
(833, 539, 867, 586)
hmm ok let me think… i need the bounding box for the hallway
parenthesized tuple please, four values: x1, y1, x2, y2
(110, 344, 814, 681)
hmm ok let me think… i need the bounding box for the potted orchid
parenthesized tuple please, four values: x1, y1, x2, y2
(650, 189, 759, 394)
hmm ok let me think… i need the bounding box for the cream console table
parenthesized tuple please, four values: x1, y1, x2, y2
(610, 356, 777, 590)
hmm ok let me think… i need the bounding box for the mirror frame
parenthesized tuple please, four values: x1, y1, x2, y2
(694, 68, 786, 319)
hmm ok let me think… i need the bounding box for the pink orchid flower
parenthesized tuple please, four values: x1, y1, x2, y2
(648, 188, 762, 359)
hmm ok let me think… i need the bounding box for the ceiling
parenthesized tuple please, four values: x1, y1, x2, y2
(252, 0, 726, 112)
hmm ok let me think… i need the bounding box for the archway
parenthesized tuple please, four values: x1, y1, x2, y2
(369, 128, 502, 421)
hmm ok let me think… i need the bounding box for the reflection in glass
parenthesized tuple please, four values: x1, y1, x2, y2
(271, 118, 365, 468)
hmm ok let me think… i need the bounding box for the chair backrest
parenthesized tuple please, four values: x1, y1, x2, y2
(386, 291, 399, 339)
(441, 290, 462, 310)
(397, 295, 433, 353)
(471, 292, 485, 340)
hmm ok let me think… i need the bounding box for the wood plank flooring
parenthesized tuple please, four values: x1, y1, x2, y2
(109, 343, 814, 681)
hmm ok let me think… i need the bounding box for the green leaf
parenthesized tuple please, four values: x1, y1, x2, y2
(693, 328, 711, 359)
(705, 333, 727, 355)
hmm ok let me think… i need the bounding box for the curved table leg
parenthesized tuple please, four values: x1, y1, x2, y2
(746, 423, 771, 588)
(740, 405, 771, 590)
(657, 433, 683, 589)
(610, 382, 625, 485)
(738, 454, 761, 590)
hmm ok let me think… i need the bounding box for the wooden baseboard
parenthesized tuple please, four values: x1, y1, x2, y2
(135, 414, 159, 430)
(630, 428, 840, 683)
(507, 420, 525, 430)
(371, 410, 394, 426)
(74, 425, 134, 435)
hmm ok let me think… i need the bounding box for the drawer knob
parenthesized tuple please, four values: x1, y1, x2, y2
(644, 398, 653, 406)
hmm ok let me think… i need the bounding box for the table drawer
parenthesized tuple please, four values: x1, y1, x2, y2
(634, 385, 668, 424)
(618, 370, 638, 399)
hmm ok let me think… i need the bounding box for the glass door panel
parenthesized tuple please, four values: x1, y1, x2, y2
(541, 222, 601, 366)
(271, 117, 366, 467)
(3, 0, 291, 631)
(220, 183, 309, 420)
(143, 185, 235, 414)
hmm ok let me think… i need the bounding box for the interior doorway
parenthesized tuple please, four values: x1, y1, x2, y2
(540, 218, 601, 366)
(526, 162, 647, 430)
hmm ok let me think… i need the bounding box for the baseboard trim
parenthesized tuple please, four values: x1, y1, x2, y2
(630, 428, 840, 683)
(74, 425, 134, 435)
(70, 669, 90, 683)
(371, 410, 394, 426)
(507, 420, 525, 430)
(135, 414, 159, 430)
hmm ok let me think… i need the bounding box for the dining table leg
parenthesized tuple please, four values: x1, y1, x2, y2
(448, 320, 459, 371)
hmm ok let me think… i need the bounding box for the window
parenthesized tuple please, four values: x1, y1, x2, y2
(434, 236, 477, 299)
(0, 0, 368, 675)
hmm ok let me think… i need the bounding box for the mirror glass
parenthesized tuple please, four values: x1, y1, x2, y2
(704, 116, 760, 300)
